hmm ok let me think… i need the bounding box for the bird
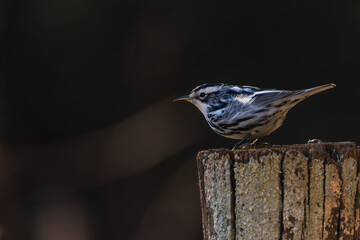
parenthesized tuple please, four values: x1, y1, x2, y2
(174, 83, 336, 148)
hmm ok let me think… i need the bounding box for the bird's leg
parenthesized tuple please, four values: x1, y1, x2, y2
(232, 134, 251, 150)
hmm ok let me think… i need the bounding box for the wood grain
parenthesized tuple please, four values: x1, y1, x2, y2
(196, 142, 359, 240)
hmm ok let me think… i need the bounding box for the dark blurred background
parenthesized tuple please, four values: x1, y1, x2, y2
(0, 0, 359, 239)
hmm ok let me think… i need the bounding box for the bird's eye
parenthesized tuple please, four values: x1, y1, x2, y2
(199, 92, 206, 98)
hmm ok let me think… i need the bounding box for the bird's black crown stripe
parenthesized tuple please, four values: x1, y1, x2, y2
(193, 83, 223, 93)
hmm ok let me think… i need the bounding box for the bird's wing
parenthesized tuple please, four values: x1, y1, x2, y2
(250, 84, 336, 107)
(251, 90, 300, 107)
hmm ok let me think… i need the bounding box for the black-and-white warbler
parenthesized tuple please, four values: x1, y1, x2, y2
(174, 83, 335, 148)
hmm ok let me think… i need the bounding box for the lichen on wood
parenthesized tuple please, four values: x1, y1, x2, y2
(282, 150, 309, 240)
(339, 156, 358, 239)
(196, 142, 359, 240)
(323, 162, 342, 240)
(306, 157, 325, 240)
(197, 150, 235, 240)
(233, 149, 282, 240)
(355, 147, 360, 240)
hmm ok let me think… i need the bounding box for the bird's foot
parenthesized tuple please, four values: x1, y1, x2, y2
(232, 142, 252, 150)
(252, 142, 271, 148)
(232, 139, 271, 150)
(308, 138, 323, 144)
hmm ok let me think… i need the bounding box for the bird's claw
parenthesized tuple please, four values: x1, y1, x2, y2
(232, 141, 271, 150)
(232, 142, 251, 150)
(308, 139, 322, 144)
(253, 142, 271, 148)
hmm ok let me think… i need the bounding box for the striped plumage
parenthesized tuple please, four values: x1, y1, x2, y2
(175, 83, 335, 144)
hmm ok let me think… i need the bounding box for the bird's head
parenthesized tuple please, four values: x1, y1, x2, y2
(174, 83, 234, 115)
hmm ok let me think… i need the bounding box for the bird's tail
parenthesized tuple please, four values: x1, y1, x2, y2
(272, 83, 336, 108)
(286, 83, 336, 103)
(300, 83, 336, 97)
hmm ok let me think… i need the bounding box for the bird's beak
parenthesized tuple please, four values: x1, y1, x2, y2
(174, 95, 191, 102)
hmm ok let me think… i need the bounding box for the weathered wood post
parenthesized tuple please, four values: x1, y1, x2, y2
(197, 142, 360, 240)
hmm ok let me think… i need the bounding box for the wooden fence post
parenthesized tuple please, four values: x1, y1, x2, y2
(196, 142, 360, 240)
